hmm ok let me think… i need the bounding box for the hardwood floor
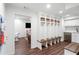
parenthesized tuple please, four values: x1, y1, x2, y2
(15, 38, 70, 55)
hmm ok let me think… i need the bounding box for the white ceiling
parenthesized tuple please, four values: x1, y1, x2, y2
(64, 5, 79, 16)
(5, 3, 79, 17)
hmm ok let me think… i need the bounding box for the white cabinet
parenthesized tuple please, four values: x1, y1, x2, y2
(64, 19, 79, 27)
(72, 33, 79, 43)
(64, 49, 76, 55)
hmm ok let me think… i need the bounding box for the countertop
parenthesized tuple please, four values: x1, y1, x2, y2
(64, 42, 79, 53)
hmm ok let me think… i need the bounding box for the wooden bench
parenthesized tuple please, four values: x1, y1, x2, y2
(37, 39, 47, 48)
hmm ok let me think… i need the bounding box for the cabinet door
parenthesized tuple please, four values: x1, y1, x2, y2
(72, 34, 79, 43)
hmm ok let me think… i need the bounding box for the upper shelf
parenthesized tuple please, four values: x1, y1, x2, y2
(40, 17, 45, 21)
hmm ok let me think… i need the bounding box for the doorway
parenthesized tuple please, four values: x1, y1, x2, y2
(14, 14, 31, 54)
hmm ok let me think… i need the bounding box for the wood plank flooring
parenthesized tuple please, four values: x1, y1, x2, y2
(15, 38, 70, 55)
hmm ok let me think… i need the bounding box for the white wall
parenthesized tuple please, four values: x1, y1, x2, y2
(60, 17, 64, 41)
(15, 19, 27, 38)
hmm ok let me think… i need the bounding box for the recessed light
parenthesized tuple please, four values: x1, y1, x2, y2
(59, 10, 63, 14)
(46, 4, 51, 9)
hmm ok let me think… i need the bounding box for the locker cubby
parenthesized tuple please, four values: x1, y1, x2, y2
(40, 17, 45, 21)
(38, 14, 62, 49)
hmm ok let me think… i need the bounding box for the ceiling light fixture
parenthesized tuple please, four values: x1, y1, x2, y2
(59, 10, 63, 14)
(46, 4, 51, 9)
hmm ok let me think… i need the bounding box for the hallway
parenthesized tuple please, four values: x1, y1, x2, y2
(15, 38, 70, 55)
